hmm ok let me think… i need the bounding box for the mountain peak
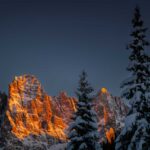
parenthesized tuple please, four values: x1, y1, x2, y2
(0, 74, 128, 149)
(7, 74, 67, 140)
(101, 87, 108, 94)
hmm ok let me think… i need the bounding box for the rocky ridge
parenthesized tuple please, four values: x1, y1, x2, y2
(0, 75, 128, 149)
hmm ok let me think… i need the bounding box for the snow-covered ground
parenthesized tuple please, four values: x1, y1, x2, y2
(49, 143, 66, 150)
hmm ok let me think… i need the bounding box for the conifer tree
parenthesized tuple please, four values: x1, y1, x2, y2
(116, 7, 150, 150)
(66, 71, 101, 150)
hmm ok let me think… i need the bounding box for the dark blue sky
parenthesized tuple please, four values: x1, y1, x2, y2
(0, 0, 150, 96)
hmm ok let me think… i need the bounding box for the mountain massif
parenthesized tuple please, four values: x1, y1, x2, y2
(0, 75, 128, 149)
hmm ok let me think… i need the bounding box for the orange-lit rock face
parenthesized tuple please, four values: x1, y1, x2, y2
(105, 128, 115, 144)
(101, 87, 108, 94)
(6, 75, 76, 140)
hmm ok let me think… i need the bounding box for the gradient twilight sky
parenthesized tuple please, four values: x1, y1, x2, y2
(0, 0, 150, 96)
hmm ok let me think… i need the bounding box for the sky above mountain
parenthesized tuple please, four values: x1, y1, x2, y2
(0, 0, 150, 96)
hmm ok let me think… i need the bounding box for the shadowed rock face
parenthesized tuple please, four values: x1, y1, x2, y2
(94, 88, 128, 143)
(1, 75, 128, 149)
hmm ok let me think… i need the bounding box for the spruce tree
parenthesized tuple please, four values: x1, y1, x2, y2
(66, 71, 101, 150)
(116, 7, 150, 150)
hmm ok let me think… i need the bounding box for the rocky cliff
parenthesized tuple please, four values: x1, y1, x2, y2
(1, 75, 76, 149)
(0, 75, 128, 149)
(94, 88, 128, 143)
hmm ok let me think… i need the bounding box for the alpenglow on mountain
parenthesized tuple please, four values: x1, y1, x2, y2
(0, 75, 128, 149)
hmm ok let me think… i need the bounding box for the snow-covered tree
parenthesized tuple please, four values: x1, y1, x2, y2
(66, 71, 101, 150)
(116, 7, 150, 150)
